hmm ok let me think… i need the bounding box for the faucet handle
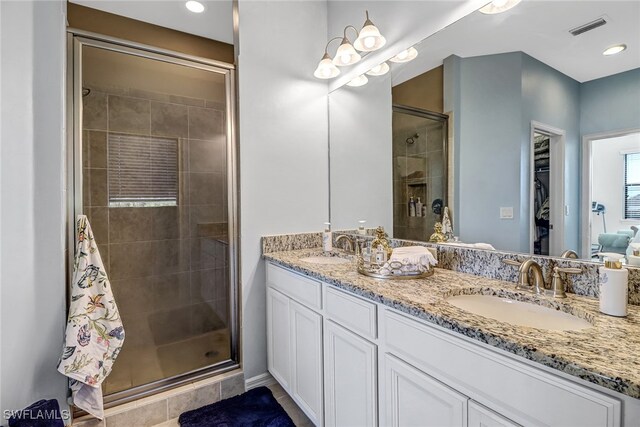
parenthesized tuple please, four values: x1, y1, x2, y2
(503, 259, 522, 267)
(557, 267, 582, 274)
(550, 266, 581, 298)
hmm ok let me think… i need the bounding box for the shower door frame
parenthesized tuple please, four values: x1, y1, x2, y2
(391, 104, 450, 229)
(66, 29, 241, 408)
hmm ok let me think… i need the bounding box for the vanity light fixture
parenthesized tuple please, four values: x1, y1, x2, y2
(389, 47, 418, 63)
(314, 11, 386, 79)
(603, 44, 627, 56)
(185, 0, 205, 13)
(346, 74, 368, 87)
(333, 28, 362, 67)
(314, 52, 341, 79)
(366, 62, 390, 76)
(479, 0, 521, 14)
(353, 11, 387, 52)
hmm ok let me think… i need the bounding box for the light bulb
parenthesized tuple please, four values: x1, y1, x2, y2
(389, 47, 418, 63)
(314, 55, 340, 79)
(185, 0, 205, 13)
(346, 74, 368, 87)
(366, 62, 390, 76)
(340, 54, 350, 64)
(364, 37, 376, 49)
(479, 0, 521, 14)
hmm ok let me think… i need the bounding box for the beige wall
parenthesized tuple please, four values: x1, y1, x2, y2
(392, 66, 444, 113)
(67, 2, 234, 64)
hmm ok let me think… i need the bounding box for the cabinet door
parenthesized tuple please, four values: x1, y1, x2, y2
(290, 300, 324, 426)
(267, 287, 291, 390)
(383, 354, 468, 427)
(468, 401, 519, 427)
(324, 320, 377, 427)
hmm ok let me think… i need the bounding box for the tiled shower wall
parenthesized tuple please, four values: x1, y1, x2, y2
(393, 112, 446, 242)
(82, 84, 230, 393)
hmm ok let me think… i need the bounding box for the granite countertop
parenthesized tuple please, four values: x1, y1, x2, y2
(264, 248, 640, 400)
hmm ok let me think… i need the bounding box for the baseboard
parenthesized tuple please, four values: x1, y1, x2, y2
(245, 372, 276, 390)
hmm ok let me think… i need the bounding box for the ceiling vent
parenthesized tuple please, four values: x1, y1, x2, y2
(569, 17, 607, 36)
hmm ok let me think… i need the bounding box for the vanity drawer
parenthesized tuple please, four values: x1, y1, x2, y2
(324, 285, 377, 340)
(382, 309, 620, 427)
(266, 263, 322, 310)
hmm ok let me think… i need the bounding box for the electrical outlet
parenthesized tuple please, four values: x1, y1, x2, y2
(500, 207, 514, 219)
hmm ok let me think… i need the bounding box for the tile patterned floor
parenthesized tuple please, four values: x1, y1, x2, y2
(151, 382, 312, 427)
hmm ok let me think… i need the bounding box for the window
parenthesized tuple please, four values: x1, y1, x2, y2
(624, 152, 640, 219)
(108, 133, 178, 207)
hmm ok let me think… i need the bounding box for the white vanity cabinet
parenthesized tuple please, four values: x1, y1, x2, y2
(383, 353, 468, 427)
(468, 401, 520, 427)
(323, 320, 377, 427)
(266, 266, 324, 426)
(266, 262, 627, 427)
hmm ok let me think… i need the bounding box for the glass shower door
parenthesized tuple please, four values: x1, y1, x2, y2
(392, 106, 448, 241)
(74, 36, 237, 402)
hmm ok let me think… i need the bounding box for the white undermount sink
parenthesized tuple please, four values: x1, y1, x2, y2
(300, 256, 351, 265)
(446, 294, 591, 331)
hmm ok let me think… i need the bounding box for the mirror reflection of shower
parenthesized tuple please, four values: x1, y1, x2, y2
(392, 106, 448, 242)
(406, 133, 419, 145)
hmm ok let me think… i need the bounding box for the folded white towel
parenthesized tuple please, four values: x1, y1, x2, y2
(390, 246, 437, 267)
(440, 242, 496, 251)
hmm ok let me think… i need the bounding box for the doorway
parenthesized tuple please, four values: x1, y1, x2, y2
(582, 130, 640, 258)
(530, 122, 565, 256)
(68, 31, 239, 406)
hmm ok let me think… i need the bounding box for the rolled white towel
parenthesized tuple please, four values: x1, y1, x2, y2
(389, 246, 437, 267)
(440, 242, 495, 251)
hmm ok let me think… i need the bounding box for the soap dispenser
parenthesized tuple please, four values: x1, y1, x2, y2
(323, 222, 332, 252)
(416, 198, 423, 217)
(358, 220, 367, 236)
(408, 197, 416, 217)
(599, 257, 628, 317)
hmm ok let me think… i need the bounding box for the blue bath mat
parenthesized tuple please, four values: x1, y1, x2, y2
(178, 386, 296, 427)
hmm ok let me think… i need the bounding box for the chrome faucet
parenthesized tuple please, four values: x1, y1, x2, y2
(503, 259, 546, 295)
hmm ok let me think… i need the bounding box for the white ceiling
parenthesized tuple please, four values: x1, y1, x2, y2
(393, 0, 640, 85)
(70, 0, 234, 44)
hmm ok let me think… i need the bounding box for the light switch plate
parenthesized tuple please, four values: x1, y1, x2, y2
(500, 207, 514, 219)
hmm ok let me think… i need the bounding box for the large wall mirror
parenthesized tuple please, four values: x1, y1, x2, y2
(329, 0, 640, 260)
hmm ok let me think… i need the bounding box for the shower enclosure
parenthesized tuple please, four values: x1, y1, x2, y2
(392, 106, 448, 241)
(67, 31, 238, 406)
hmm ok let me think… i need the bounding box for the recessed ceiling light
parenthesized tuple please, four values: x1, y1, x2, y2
(603, 44, 627, 56)
(185, 1, 205, 13)
(479, 0, 521, 14)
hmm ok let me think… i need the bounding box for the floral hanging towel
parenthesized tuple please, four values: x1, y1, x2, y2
(57, 215, 125, 419)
